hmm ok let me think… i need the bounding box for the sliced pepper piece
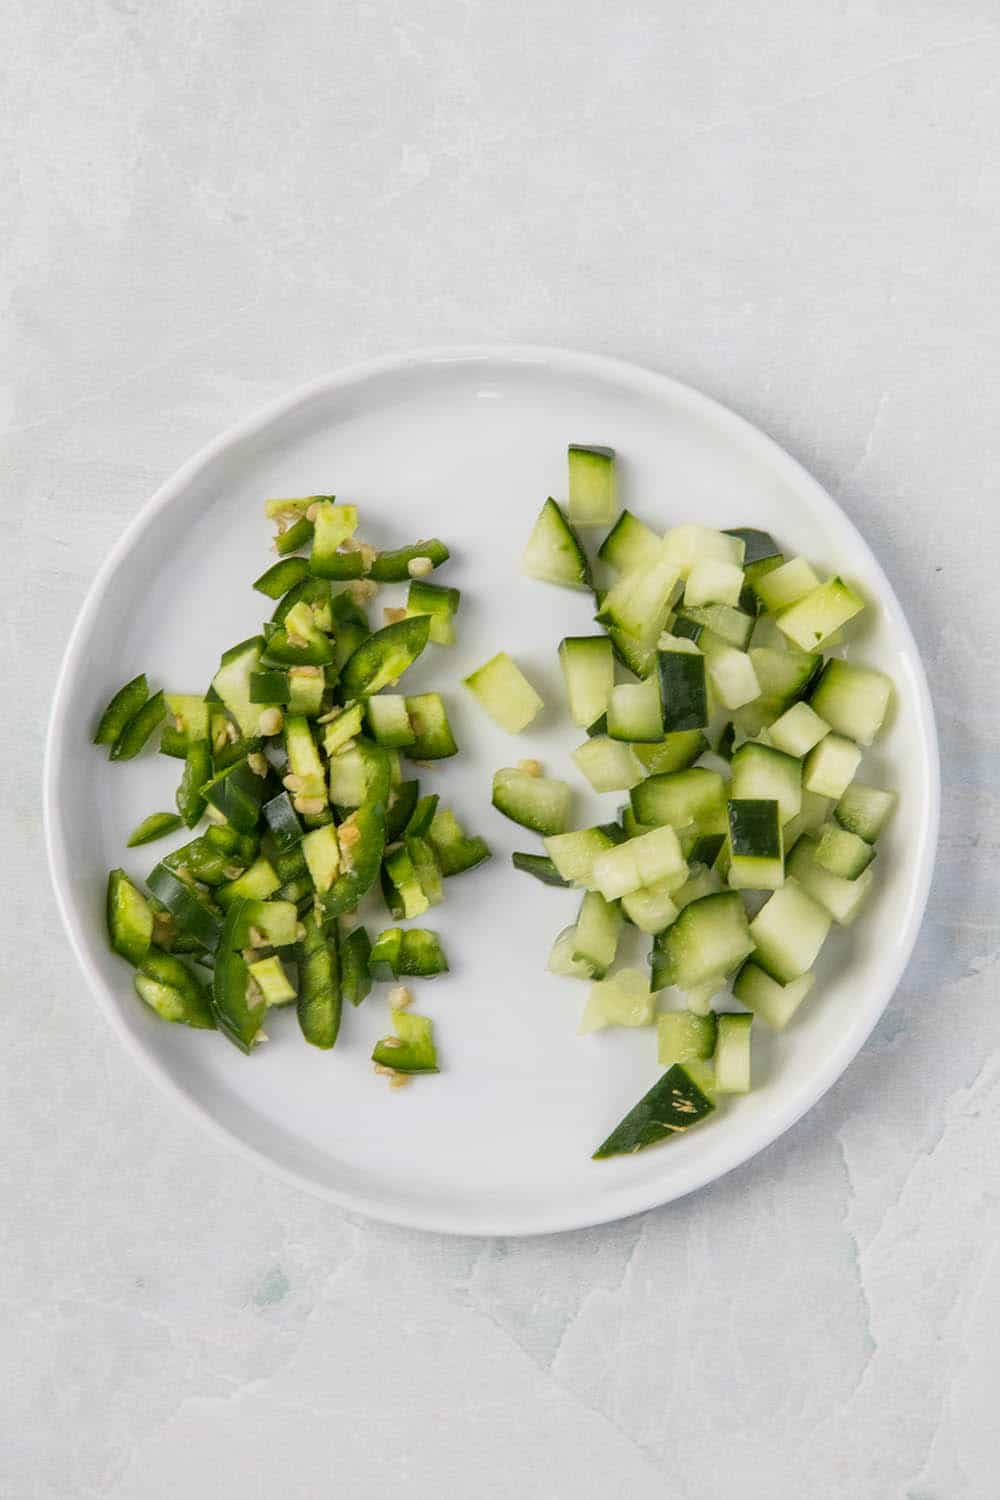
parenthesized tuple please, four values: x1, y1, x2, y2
(372, 1011, 439, 1073)
(319, 798, 386, 919)
(126, 812, 184, 848)
(212, 899, 266, 1053)
(107, 869, 154, 965)
(201, 758, 265, 833)
(94, 674, 149, 747)
(253, 556, 310, 599)
(297, 909, 342, 1049)
(368, 538, 449, 582)
(341, 616, 431, 698)
(385, 780, 420, 843)
(110, 690, 167, 761)
(136, 948, 216, 1028)
(341, 926, 373, 1006)
(177, 739, 212, 828)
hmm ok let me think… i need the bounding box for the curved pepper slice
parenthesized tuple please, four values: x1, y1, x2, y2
(341, 616, 430, 699)
(368, 538, 449, 583)
(212, 899, 266, 1053)
(297, 910, 342, 1049)
(94, 674, 149, 747)
(110, 690, 166, 761)
(320, 798, 386, 920)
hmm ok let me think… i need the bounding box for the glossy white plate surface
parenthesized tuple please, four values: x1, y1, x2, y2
(44, 346, 938, 1235)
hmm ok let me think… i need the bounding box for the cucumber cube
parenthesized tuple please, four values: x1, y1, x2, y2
(766, 701, 830, 757)
(803, 733, 862, 799)
(683, 559, 744, 607)
(732, 962, 815, 1030)
(567, 445, 616, 527)
(776, 576, 865, 651)
(463, 652, 543, 734)
(579, 968, 654, 1033)
(749, 879, 830, 982)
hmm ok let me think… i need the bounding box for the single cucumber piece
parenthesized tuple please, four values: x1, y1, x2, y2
(658, 642, 708, 732)
(250, 670, 291, 706)
(621, 878, 679, 935)
(572, 737, 644, 792)
(780, 787, 832, 851)
(803, 733, 861, 800)
(366, 694, 417, 749)
(752, 556, 820, 611)
(160, 693, 211, 757)
(543, 825, 620, 887)
(591, 824, 686, 902)
(308, 502, 359, 578)
(322, 701, 365, 758)
(369, 538, 449, 583)
(340, 926, 373, 1006)
(681, 831, 726, 868)
(547, 925, 594, 979)
(522, 498, 591, 591)
(370, 927, 448, 979)
(572, 890, 623, 979)
(598, 509, 660, 574)
(606, 675, 663, 742)
(662, 524, 744, 577)
(672, 862, 723, 909)
(492, 768, 572, 836)
(662, 891, 754, 992)
(212, 637, 267, 739)
(727, 799, 784, 890)
(714, 1012, 752, 1093)
(579, 967, 653, 1033)
(217, 856, 281, 908)
(835, 782, 896, 843)
(605, 620, 658, 680)
(301, 824, 342, 894)
(405, 693, 458, 759)
(285, 715, 326, 795)
(657, 1010, 717, 1067)
(426, 806, 491, 876)
(676, 603, 754, 650)
(95, 674, 149, 747)
(731, 741, 802, 825)
(749, 878, 831, 982)
(341, 616, 431, 697)
(767, 700, 830, 756)
(512, 851, 569, 887)
(231, 898, 299, 948)
(732, 961, 814, 1030)
(107, 869, 154, 965)
(286, 667, 325, 717)
(382, 846, 429, 920)
(253, 556, 311, 599)
(596, 540, 679, 646)
(110, 690, 166, 760)
(463, 652, 543, 734)
(809, 659, 893, 745)
(372, 1010, 439, 1073)
(684, 558, 744, 608)
(777, 577, 865, 651)
(814, 821, 875, 879)
(248, 954, 297, 1006)
(701, 638, 761, 711)
(567, 443, 616, 526)
(127, 812, 183, 848)
(404, 793, 439, 838)
(559, 636, 615, 727)
(632, 729, 707, 776)
(592, 1063, 715, 1158)
(297, 909, 341, 1049)
(786, 836, 875, 925)
(406, 579, 460, 645)
(631, 767, 727, 834)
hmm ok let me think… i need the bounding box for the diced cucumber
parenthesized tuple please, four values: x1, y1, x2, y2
(749, 878, 831, 982)
(780, 788, 832, 851)
(308, 502, 359, 577)
(328, 745, 371, 808)
(620, 805, 652, 840)
(658, 643, 708, 731)
(107, 869, 154, 966)
(212, 636, 267, 738)
(559, 636, 615, 727)
(606, 675, 663, 742)
(248, 954, 297, 1006)
(673, 863, 723, 909)
(572, 737, 644, 792)
(809, 659, 893, 746)
(572, 890, 623, 978)
(165, 693, 211, 747)
(301, 824, 342, 894)
(232, 899, 298, 948)
(463, 652, 543, 734)
(596, 540, 680, 646)
(835, 782, 896, 843)
(522, 498, 592, 591)
(752, 556, 820, 612)
(621, 879, 679, 935)
(777, 577, 865, 651)
(714, 1013, 752, 1093)
(733, 961, 815, 1030)
(492, 768, 572, 835)
(322, 702, 365, 758)
(592, 1064, 715, 1158)
(786, 836, 875, 925)
(731, 741, 802, 825)
(286, 715, 326, 793)
(632, 730, 707, 775)
(544, 826, 620, 887)
(605, 620, 657, 679)
(548, 925, 595, 979)
(366, 694, 416, 749)
(591, 824, 686, 901)
(766, 701, 830, 757)
(405, 693, 459, 759)
(598, 510, 660, 574)
(631, 767, 727, 834)
(662, 524, 744, 578)
(803, 733, 861, 800)
(701, 639, 760, 711)
(406, 579, 461, 646)
(217, 856, 281, 908)
(727, 799, 784, 890)
(579, 968, 654, 1033)
(663, 892, 754, 992)
(568, 444, 616, 527)
(676, 603, 754, 650)
(657, 1010, 717, 1067)
(814, 821, 875, 879)
(684, 559, 744, 608)
(426, 806, 491, 876)
(682, 830, 726, 867)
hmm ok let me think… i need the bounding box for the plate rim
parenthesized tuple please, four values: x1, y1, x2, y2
(43, 343, 940, 1237)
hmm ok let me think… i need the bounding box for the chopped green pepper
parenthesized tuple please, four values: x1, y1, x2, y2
(212, 899, 266, 1053)
(94, 674, 149, 747)
(369, 538, 449, 582)
(341, 616, 431, 698)
(110, 690, 167, 761)
(319, 798, 386, 919)
(136, 948, 216, 1029)
(126, 812, 184, 848)
(297, 909, 342, 1048)
(253, 556, 310, 599)
(177, 739, 212, 827)
(340, 926, 373, 1006)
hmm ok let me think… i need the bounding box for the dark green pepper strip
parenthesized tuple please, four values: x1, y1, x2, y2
(250, 670, 292, 705)
(341, 616, 431, 698)
(137, 948, 216, 1028)
(592, 1064, 715, 1159)
(319, 799, 386, 920)
(95, 674, 149, 747)
(261, 629, 334, 668)
(147, 864, 221, 950)
(127, 812, 184, 848)
(368, 927, 448, 978)
(201, 758, 264, 833)
(107, 869, 154, 964)
(212, 899, 265, 1053)
(511, 852, 570, 887)
(164, 837, 237, 886)
(271, 576, 332, 627)
(308, 548, 364, 581)
(297, 909, 342, 1049)
(330, 590, 371, 628)
(110, 690, 167, 761)
(341, 927, 372, 1006)
(274, 516, 314, 556)
(380, 863, 405, 921)
(159, 725, 189, 759)
(368, 926, 402, 979)
(177, 739, 212, 827)
(404, 793, 439, 839)
(369, 538, 449, 582)
(204, 824, 258, 863)
(262, 790, 304, 850)
(372, 1012, 438, 1073)
(332, 619, 370, 674)
(385, 780, 420, 843)
(254, 556, 310, 599)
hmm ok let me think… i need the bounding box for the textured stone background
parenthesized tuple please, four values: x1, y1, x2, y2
(5, 2, 999, 1496)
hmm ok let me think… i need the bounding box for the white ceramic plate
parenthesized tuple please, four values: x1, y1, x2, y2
(44, 346, 938, 1236)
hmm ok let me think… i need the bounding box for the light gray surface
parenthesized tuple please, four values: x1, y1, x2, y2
(4, 2, 998, 1495)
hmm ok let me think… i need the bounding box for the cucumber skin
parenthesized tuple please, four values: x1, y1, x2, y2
(593, 1064, 715, 1158)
